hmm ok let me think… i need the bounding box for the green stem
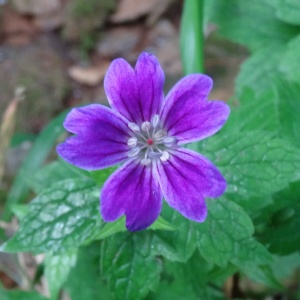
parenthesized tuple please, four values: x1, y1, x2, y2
(180, 0, 204, 75)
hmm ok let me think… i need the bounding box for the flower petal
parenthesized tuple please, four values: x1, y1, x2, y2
(154, 148, 226, 222)
(135, 52, 165, 122)
(101, 160, 162, 231)
(57, 105, 130, 170)
(160, 74, 230, 144)
(104, 58, 139, 123)
(104, 52, 165, 124)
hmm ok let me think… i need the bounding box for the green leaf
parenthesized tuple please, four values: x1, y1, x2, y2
(260, 182, 300, 255)
(0, 286, 48, 300)
(45, 249, 78, 300)
(235, 45, 285, 94)
(239, 265, 283, 289)
(152, 203, 198, 262)
(273, 0, 300, 25)
(197, 197, 270, 267)
(64, 242, 110, 300)
(279, 35, 300, 80)
(272, 78, 300, 147)
(222, 88, 278, 134)
(149, 252, 214, 300)
(180, 0, 204, 74)
(100, 232, 162, 300)
(224, 78, 300, 150)
(90, 166, 117, 187)
(3, 110, 69, 221)
(9, 204, 29, 220)
(30, 160, 89, 194)
(1, 179, 103, 254)
(194, 132, 300, 197)
(206, 0, 298, 51)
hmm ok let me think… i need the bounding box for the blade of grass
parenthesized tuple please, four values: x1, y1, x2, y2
(2, 110, 69, 221)
(180, 0, 204, 74)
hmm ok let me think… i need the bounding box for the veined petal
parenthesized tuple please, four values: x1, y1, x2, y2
(135, 52, 165, 122)
(160, 74, 230, 144)
(101, 159, 162, 231)
(104, 58, 139, 123)
(104, 52, 165, 124)
(57, 105, 130, 170)
(154, 148, 226, 222)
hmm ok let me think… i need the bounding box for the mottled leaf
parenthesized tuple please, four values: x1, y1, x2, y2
(1, 179, 103, 254)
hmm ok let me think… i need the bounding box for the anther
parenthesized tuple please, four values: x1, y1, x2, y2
(153, 130, 167, 142)
(141, 158, 151, 166)
(160, 151, 170, 162)
(148, 151, 162, 158)
(127, 137, 137, 147)
(128, 146, 141, 157)
(151, 114, 160, 128)
(163, 136, 177, 147)
(141, 121, 151, 132)
(128, 122, 140, 132)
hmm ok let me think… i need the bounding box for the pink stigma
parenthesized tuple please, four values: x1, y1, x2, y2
(147, 138, 154, 146)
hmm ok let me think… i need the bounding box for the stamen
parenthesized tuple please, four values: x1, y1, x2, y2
(128, 146, 141, 157)
(163, 136, 177, 147)
(153, 130, 167, 142)
(148, 151, 162, 158)
(160, 151, 170, 162)
(127, 137, 137, 147)
(141, 158, 151, 166)
(141, 121, 151, 132)
(128, 122, 140, 132)
(151, 114, 160, 128)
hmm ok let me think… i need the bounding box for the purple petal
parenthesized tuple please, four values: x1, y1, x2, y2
(135, 52, 165, 121)
(101, 159, 162, 231)
(57, 105, 130, 170)
(160, 74, 230, 144)
(154, 148, 226, 222)
(104, 52, 164, 124)
(104, 58, 139, 123)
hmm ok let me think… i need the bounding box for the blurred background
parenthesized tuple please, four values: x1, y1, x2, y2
(3, 0, 289, 298)
(0, 0, 247, 192)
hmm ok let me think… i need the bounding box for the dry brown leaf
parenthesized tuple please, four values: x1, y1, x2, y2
(68, 63, 110, 86)
(111, 0, 161, 23)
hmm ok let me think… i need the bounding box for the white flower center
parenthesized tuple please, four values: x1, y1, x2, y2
(127, 114, 176, 166)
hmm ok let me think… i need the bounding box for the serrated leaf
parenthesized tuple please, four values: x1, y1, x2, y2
(197, 198, 254, 267)
(45, 249, 77, 300)
(1, 179, 103, 254)
(100, 232, 162, 300)
(225, 78, 300, 149)
(235, 45, 285, 94)
(194, 132, 300, 197)
(206, 0, 298, 51)
(222, 88, 278, 134)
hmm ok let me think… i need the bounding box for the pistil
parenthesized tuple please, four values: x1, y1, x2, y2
(127, 116, 177, 165)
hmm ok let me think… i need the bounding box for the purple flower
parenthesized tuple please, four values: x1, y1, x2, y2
(57, 52, 230, 231)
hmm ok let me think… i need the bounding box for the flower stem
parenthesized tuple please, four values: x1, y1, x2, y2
(180, 0, 204, 75)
